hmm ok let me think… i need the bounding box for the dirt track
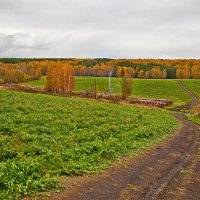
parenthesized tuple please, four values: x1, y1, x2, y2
(39, 82, 200, 200)
(176, 81, 199, 110)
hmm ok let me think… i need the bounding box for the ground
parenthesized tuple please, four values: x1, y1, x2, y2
(1, 79, 200, 199)
(38, 114, 200, 200)
(38, 80, 200, 200)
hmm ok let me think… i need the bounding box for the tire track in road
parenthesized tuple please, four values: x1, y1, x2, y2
(145, 80, 200, 200)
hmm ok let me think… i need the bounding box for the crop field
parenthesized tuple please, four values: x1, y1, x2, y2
(24, 76, 190, 106)
(180, 80, 200, 125)
(179, 79, 200, 98)
(0, 90, 178, 199)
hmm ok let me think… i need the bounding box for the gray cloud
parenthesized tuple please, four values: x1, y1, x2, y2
(0, 33, 50, 57)
(0, 0, 199, 58)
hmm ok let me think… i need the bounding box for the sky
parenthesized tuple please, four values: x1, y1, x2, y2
(0, 0, 199, 58)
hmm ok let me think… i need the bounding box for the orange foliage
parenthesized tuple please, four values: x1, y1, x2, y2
(45, 62, 75, 93)
(138, 70, 145, 78)
(1, 58, 200, 83)
(191, 66, 200, 79)
(121, 77, 133, 99)
(176, 66, 191, 79)
(150, 67, 163, 79)
(0, 62, 43, 83)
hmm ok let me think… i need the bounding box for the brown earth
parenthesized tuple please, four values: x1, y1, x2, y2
(38, 82, 200, 200)
(0, 85, 6, 90)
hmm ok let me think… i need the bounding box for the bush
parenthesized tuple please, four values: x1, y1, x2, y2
(121, 77, 133, 99)
(0, 79, 4, 84)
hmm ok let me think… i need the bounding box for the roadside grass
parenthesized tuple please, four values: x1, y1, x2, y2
(187, 114, 200, 125)
(0, 90, 178, 199)
(24, 76, 190, 106)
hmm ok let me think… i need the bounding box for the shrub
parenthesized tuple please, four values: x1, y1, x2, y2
(121, 77, 133, 99)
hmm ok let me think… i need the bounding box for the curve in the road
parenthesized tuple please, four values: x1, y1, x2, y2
(40, 88, 200, 200)
(176, 80, 199, 110)
(145, 80, 200, 200)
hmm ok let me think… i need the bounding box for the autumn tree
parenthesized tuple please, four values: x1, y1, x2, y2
(45, 62, 75, 93)
(138, 70, 145, 78)
(121, 76, 133, 99)
(150, 67, 163, 79)
(145, 71, 150, 78)
(163, 69, 167, 79)
(191, 66, 200, 79)
(176, 66, 191, 79)
(4, 70, 25, 83)
(185, 66, 191, 79)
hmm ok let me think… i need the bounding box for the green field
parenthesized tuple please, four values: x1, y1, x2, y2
(179, 80, 200, 125)
(24, 76, 191, 106)
(23, 76, 47, 89)
(187, 115, 200, 125)
(179, 79, 200, 98)
(0, 90, 178, 199)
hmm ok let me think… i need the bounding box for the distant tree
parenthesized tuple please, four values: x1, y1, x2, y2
(185, 66, 191, 79)
(191, 66, 200, 79)
(166, 68, 176, 79)
(163, 69, 167, 79)
(145, 71, 150, 79)
(138, 70, 145, 78)
(117, 67, 123, 77)
(176, 66, 191, 79)
(150, 67, 163, 79)
(45, 62, 75, 93)
(121, 76, 133, 99)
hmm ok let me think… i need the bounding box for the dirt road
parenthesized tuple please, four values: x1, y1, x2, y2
(39, 82, 200, 200)
(176, 80, 199, 110)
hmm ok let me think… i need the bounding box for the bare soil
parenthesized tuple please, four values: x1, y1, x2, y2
(0, 85, 6, 90)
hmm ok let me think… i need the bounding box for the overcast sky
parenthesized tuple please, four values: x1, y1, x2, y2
(0, 0, 199, 58)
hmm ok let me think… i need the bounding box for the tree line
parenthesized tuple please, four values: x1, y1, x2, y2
(0, 62, 46, 84)
(0, 59, 200, 85)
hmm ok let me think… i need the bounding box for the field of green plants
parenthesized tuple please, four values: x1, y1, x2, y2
(180, 80, 200, 125)
(179, 79, 200, 98)
(24, 76, 190, 106)
(0, 90, 178, 199)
